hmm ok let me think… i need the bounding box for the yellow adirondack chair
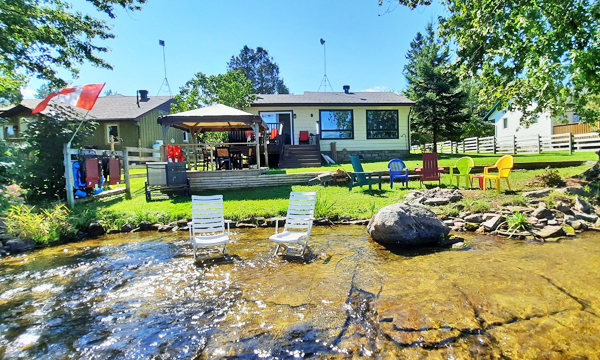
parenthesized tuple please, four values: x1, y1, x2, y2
(483, 155, 514, 193)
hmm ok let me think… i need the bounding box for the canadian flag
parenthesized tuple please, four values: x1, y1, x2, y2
(32, 84, 105, 114)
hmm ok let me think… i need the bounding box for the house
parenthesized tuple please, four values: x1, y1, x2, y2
(246, 87, 414, 166)
(0, 90, 186, 150)
(488, 104, 593, 139)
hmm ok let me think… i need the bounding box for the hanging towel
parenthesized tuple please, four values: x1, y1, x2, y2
(109, 158, 121, 185)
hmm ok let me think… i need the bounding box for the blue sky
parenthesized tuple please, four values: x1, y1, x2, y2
(24, 0, 445, 98)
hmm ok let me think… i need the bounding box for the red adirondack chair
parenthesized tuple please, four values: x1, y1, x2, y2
(415, 152, 444, 188)
(299, 131, 310, 144)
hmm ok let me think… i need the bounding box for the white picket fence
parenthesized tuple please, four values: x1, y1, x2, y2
(410, 132, 600, 154)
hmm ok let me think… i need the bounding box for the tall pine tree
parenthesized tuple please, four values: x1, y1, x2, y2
(403, 22, 468, 152)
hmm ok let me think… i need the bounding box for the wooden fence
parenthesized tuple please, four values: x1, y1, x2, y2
(411, 132, 600, 155)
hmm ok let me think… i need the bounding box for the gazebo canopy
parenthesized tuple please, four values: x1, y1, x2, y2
(157, 103, 268, 133)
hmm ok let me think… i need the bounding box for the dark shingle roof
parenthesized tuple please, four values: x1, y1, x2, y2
(5, 95, 173, 121)
(252, 91, 414, 107)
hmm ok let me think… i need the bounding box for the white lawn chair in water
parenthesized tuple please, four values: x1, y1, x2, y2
(269, 191, 317, 257)
(188, 195, 232, 258)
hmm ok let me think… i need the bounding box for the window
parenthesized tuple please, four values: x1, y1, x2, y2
(502, 118, 508, 129)
(183, 131, 189, 142)
(106, 124, 120, 144)
(573, 113, 579, 122)
(366, 110, 399, 139)
(319, 110, 353, 139)
(531, 114, 538, 124)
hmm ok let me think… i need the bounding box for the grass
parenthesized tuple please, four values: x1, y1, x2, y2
(71, 163, 593, 226)
(276, 151, 597, 174)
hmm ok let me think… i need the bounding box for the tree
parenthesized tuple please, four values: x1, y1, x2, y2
(403, 22, 469, 152)
(0, 0, 146, 105)
(172, 70, 256, 143)
(383, 0, 600, 125)
(458, 78, 495, 139)
(227, 46, 290, 94)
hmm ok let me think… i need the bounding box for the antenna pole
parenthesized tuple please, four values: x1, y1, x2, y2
(157, 40, 172, 97)
(319, 38, 334, 92)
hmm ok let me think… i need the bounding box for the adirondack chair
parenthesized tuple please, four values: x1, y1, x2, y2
(388, 159, 409, 189)
(188, 195, 232, 259)
(483, 155, 514, 193)
(449, 156, 475, 188)
(299, 131, 310, 144)
(349, 156, 383, 194)
(415, 152, 444, 188)
(269, 191, 317, 257)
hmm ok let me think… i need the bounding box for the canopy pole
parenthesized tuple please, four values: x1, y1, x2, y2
(263, 129, 269, 169)
(252, 123, 260, 169)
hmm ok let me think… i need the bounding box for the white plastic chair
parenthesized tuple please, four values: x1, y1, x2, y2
(188, 195, 231, 258)
(269, 191, 317, 257)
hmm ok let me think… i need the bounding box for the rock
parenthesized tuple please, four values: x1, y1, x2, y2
(404, 191, 423, 202)
(464, 214, 484, 224)
(547, 219, 559, 226)
(482, 215, 503, 231)
(596, 218, 600, 228)
(4, 238, 36, 253)
(177, 219, 189, 227)
(121, 223, 133, 233)
(532, 206, 553, 219)
(151, 224, 162, 231)
(534, 226, 565, 238)
(87, 221, 105, 237)
(459, 211, 471, 218)
(424, 197, 449, 206)
(158, 225, 173, 232)
(557, 186, 588, 197)
(340, 215, 352, 221)
(236, 223, 257, 228)
(451, 226, 463, 232)
(528, 199, 541, 205)
(574, 211, 599, 223)
(463, 223, 479, 231)
(106, 229, 120, 235)
(452, 242, 466, 249)
(564, 215, 576, 224)
(454, 221, 465, 228)
(575, 196, 594, 214)
(178, 226, 189, 232)
(569, 220, 585, 231)
(439, 234, 463, 246)
(314, 218, 334, 226)
(482, 213, 499, 221)
(523, 189, 552, 198)
(475, 226, 486, 234)
(138, 221, 153, 231)
(562, 224, 576, 236)
(555, 201, 574, 215)
(342, 219, 370, 225)
(443, 220, 455, 226)
(367, 203, 449, 247)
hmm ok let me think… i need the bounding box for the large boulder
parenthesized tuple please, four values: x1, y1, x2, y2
(4, 238, 36, 253)
(367, 202, 449, 247)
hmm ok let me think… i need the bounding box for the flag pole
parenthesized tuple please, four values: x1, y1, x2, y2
(68, 110, 92, 146)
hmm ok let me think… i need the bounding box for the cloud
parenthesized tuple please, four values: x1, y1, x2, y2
(361, 86, 388, 92)
(20, 85, 37, 99)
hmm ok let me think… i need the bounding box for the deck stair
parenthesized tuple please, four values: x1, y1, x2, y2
(278, 145, 322, 169)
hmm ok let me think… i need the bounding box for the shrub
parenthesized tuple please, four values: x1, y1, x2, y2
(526, 167, 566, 188)
(4, 204, 75, 244)
(314, 194, 337, 218)
(464, 200, 491, 213)
(0, 184, 26, 213)
(502, 211, 530, 237)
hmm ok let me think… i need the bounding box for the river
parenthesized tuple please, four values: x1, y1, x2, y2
(0, 226, 598, 359)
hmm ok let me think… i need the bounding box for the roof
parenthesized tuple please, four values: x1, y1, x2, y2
(252, 91, 415, 107)
(158, 103, 269, 132)
(1, 95, 174, 121)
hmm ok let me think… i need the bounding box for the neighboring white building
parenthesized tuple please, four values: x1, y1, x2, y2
(489, 104, 581, 139)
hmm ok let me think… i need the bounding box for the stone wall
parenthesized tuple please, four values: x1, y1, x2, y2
(322, 149, 410, 163)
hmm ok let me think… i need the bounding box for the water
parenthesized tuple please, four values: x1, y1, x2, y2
(0, 227, 599, 359)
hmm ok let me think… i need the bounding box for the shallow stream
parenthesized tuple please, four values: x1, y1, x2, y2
(0, 227, 599, 359)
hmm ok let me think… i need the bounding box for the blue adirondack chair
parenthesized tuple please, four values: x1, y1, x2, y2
(388, 159, 409, 189)
(349, 156, 383, 194)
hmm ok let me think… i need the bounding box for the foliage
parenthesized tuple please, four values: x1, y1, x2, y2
(463, 200, 491, 214)
(501, 196, 528, 207)
(0, 184, 26, 213)
(384, 0, 600, 125)
(0, 0, 145, 105)
(526, 168, 567, 188)
(503, 211, 529, 237)
(403, 22, 469, 151)
(458, 79, 495, 138)
(227, 46, 290, 94)
(35, 83, 62, 99)
(4, 204, 74, 244)
(20, 104, 97, 200)
(314, 194, 337, 218)
(0, 138, 25, 185)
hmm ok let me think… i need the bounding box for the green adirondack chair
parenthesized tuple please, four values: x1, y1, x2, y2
(349, 156, 384, 194)
(449, 156, 475, 188)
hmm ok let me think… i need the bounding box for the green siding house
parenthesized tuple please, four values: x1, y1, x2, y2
(1, 93, 185, 150)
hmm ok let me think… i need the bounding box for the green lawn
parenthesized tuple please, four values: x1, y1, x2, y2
(277, 151, 597, 174)
(74, 162, 593, 229)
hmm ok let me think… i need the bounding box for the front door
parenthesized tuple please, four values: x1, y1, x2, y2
(259, 111, 294, 145)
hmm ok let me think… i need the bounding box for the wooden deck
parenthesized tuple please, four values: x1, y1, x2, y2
(187, 168, 319, 191)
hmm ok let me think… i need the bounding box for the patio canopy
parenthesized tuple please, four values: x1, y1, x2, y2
(157, 103, 268, 133)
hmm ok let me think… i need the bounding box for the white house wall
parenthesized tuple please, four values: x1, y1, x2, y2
(247, 105, 411, 153)
(491, 109, 553, 139)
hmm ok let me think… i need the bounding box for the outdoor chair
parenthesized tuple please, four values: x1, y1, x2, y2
(483, 155, 514, 193)
(269, 128, 279, 144)
(415, 152, 444, 188)
(299, 131, 310, 144)
(349, 156, 383, 194)
(388, 158, 409, 189)
(449, 156, 475, 188)
(215, 147, 231, 170)
(188, 195, 232, 259)
(201, 148, 211, 171)
(269, 191, 317, 257)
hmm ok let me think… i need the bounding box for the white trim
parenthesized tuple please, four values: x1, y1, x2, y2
(259, 111, 294, 145)
(106, 123, 120, 144)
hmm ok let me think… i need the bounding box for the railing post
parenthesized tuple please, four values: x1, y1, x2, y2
(462, 140, 465, 153)
(512, 135, 516, 154)
(537, 134, 541, 154)
(123, 147, 131, 196)
(568, 132, 573, 154)
(476, 137, 479, 154)
(493, 136, 497, 154)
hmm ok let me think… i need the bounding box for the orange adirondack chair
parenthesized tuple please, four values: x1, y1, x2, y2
(415, 152, 444, 188)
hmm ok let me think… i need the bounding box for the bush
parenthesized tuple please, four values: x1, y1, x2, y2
(526, 167, 566, 188)
(0, 184, 26, 213)
(4, 204, 75, 244)
(464, 200, 491, 213)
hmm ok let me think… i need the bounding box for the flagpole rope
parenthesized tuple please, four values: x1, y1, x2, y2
(68, 110, 91, 146)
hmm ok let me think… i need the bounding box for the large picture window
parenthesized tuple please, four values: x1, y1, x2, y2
(366, 110, 399, 139)
(319, 110, 353, 139)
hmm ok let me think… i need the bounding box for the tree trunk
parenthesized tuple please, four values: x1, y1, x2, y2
(432, 127, 438, 153)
